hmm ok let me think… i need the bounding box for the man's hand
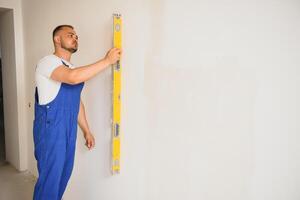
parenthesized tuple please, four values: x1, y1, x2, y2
(104, 48, 122, 65)
(84, 133, 95, 150)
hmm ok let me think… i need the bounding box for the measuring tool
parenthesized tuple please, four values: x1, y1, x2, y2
(111, 13, 122, 175)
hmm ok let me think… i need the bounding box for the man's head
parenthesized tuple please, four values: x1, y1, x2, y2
(52, 25, 78, 53)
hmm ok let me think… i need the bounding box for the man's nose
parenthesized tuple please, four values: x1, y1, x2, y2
(73, 35, 78, 41)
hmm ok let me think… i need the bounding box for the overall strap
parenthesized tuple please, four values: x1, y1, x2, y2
(61, 60, 70, 68)
(35, 87, 39, 104)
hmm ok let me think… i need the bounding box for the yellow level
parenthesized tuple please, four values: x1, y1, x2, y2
(111, 13, 122, 175)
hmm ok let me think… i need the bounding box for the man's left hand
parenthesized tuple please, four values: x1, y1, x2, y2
(84, 133, 95, 150)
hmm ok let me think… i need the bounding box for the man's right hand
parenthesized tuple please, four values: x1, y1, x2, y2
(104, 48, 122, 65)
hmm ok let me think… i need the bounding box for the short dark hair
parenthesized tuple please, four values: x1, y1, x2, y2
(52, 25, 74, 40)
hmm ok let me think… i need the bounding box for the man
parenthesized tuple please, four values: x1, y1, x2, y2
(33, 25, 121, 200)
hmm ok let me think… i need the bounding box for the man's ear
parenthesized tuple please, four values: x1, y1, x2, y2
(53, 35, 61, 44)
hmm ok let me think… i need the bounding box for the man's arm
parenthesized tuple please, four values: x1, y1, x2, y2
(78, 99, 95, 150)
(50, 48, 121, 84)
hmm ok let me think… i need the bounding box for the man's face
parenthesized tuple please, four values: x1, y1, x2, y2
(57, 27, 79, 53)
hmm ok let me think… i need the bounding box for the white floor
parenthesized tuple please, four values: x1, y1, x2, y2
(0, 162, 36, 200)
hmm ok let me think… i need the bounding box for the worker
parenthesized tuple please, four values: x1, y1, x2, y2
(33, 25, 121, 200)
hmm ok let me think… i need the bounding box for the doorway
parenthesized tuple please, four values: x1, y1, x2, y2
(0, 8, 22, 170)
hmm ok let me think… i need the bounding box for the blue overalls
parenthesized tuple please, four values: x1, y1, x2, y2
(33, 61, 84, 200)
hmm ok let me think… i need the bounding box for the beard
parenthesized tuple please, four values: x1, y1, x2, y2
(61, 41, 78, 53)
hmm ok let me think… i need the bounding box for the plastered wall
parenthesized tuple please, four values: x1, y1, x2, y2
(22, 0, 300, 200)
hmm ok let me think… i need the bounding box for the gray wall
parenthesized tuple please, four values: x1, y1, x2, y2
(0, 57, 4, 165)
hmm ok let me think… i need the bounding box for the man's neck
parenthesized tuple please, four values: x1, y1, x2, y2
(53, 49, 72, 62)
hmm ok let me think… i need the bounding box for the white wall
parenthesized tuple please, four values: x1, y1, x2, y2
(0, 0, 27, 171)
(144, 1, 300, 200)
(22, 0, 300, 200)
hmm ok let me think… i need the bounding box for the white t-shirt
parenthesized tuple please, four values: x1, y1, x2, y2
(35, 55, 74, 105)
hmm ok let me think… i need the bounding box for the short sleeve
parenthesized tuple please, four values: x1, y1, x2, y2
(36, 55, 63, 78)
